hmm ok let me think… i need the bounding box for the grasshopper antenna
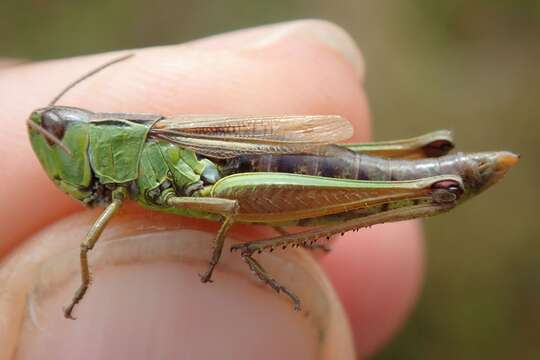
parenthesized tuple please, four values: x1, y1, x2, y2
(33, 53, 134, 155)
(49, 53, 134, 106)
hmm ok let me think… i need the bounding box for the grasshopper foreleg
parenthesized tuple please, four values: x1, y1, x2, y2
(64, 188, 126, 319)
(163, 196, 239, 283)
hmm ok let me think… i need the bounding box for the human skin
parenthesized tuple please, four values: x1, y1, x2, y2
(0, 20, 423, 359)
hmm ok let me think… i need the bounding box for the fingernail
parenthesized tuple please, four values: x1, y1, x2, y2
(6, 211, 354, 359)
(252, 20, 365, 80)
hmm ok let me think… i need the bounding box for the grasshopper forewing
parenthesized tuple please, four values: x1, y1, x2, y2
(26, 54, 519, 318)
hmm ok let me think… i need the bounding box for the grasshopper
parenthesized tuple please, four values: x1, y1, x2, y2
(27, 54, 518, 319)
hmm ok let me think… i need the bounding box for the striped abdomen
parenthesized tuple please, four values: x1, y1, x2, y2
(221, 145, 471, 181)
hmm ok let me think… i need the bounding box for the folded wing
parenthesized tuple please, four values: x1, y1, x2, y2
(150, 115, 353, 159)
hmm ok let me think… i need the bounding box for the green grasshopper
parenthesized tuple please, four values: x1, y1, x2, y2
(27, 54, 518, 319)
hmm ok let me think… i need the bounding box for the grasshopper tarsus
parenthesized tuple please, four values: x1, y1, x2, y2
(63, 280, 89, 319)
(239, 251, 302, 310)
(63, 285, 87, 319)
(199, 271, 214, 284)
(62, 306, 77, 320)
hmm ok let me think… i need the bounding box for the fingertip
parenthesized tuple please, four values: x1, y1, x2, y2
(184, 19, 365, 81)
(2, 211, 356, 360)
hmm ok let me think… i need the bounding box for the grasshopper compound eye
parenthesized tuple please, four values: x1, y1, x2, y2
(41, 109, 66, 142)
(27, 109, 72, 154)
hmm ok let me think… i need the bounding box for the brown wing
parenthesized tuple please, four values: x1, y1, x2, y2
(150, 115, 353, 158)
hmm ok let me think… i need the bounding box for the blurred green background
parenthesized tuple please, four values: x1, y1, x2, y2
(1, 0, 538, 358)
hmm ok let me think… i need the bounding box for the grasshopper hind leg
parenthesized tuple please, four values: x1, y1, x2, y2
(239, 247, 301, 311)
(233, 226, 333, 312)
(300, 242, 332, 252)
(273, 226, 331, 252)
(344, 130, 454, 159)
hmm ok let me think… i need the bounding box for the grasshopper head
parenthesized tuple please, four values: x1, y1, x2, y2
(27, 106, 96, 203)
(460, 151, 519, 200)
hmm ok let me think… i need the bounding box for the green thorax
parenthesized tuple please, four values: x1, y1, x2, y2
(89, 119, 219, 210)
(135, 139, 219, 210)
(88, 119, 151, 184)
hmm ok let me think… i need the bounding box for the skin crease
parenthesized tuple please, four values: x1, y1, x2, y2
(0, 20, 423, 359)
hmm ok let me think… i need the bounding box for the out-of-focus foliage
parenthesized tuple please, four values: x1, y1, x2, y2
(1, 1, 538, 358)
